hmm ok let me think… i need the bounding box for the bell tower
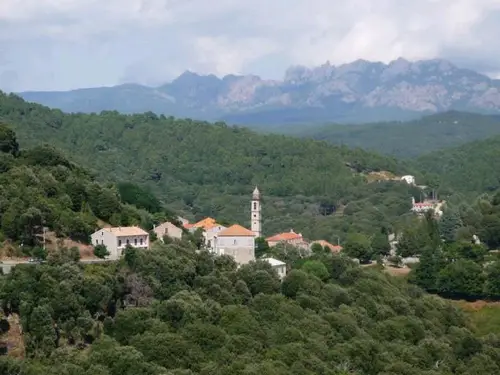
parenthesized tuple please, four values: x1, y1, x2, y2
(251, 186, 261, 237)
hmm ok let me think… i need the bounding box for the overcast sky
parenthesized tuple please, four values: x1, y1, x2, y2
(1, 0, 500, 92)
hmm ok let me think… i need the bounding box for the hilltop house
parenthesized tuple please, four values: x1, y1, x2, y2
(262, 257, 287, 279)
(91, 226, 149, 260)
(401, 175, 416, 185)
(266, 229, 309, 250)
(154, 221, 183, 241)
(213, 224, 256, 265)
(411, 197, 444, 216)
(310, 240, 343, 253)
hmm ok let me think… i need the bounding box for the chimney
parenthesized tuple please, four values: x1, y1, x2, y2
(290, 229, 294, 233)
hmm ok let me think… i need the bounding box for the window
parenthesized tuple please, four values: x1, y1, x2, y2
(233, 239, 237, 245)
(134, 238, 137, 246)
(95, 239, 98, 245)
(253, 202, 257, 210)
(140, 238, 143, 245)
(126, 239, 130, 245)
(253, 214, 256, 218)
(118, 239, 122, 246)
(101, 240, 104, 244)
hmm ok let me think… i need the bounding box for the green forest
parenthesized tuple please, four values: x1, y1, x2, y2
(417, 135, 500, 195)
(0, 122, 174, 258)
(2, 243, 500, 375)
(0, 92, 428, 242)
(283, 111, 500, 159)
(3, 90, 500, 374)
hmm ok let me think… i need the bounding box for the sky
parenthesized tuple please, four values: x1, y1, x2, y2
(1, 0, 500, 92)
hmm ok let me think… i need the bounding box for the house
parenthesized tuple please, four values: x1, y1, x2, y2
(310, 240, 342, 253)
(213, 224, 256, 265)
(177, 216, 189, 226)
(91, 226, 149, 260)
(262, 257, 287, 279)
(154, 221, 183, 241)
(266, 229, 309, 250)
(184, 217, 216, 232)
(183, 217, 226, 248)
(401, 175, 416, 185)
(411, 197, 444, 216)
(203, 222, 227, 249)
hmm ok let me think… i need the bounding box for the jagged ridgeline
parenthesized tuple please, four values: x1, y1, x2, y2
(0, 92, 426, 241)
(0, 121, 167, 251)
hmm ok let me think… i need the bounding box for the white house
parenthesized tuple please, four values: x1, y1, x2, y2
(91, 226, 149, 260)
(401, 175, 416, 185)
(154, 221, 183, 241)
(262, 257, 287, 279)
(266, 229, 309, 251)
(204, 223, 227, 249)
(213, 224, 256, 265)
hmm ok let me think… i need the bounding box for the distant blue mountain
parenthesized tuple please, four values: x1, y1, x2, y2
(18, 58, 500, 125)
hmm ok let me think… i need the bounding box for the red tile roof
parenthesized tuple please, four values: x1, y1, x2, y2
(266, 230, 303, 242)
(217, 224, 255, 237)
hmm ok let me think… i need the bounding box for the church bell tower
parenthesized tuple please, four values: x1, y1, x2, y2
(251, 186, 261, 237)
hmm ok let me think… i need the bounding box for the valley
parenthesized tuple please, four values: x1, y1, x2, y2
(2, 88, 500, 374)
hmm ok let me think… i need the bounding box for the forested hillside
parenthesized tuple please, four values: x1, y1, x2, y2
(0, 122, 168, 256)
(417, 135, 500, 195)
(0, 92, 425, 242)
(285, 112, 500, 159)
(1, 243, 499, 374)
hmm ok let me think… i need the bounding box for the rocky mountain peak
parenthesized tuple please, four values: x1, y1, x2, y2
(18, 57, 500, 125)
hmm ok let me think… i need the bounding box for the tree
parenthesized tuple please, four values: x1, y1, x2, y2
(0, 123, 19, 157)
(343, 233, 372, 263)
(371, 231, 391, 257)
(440, 209, 463, 242)
(255, 237, 270, 258)
(94, 244, 110, 259)
(301, 260, 329, 281)
(32, 246, 47, 261)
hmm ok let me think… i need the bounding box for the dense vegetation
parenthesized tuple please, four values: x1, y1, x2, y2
(281, 111, 500, 159)
(0, 123, 172, 256)
(417, 134, 500, 195)
(0, 91, 426, 242)
(2, 242, 500, 374)
(380, 190, 500, 299)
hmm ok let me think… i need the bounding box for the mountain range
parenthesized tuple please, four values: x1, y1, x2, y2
(18, 58, 500, 125)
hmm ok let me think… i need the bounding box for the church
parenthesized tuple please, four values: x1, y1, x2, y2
(183, 186, 261, 265)
(212, 186, 261, 265)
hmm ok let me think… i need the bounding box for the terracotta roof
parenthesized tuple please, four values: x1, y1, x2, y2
(103, 226, 148, 236)
(204, 222, 225, 231)
(192, 217, 216, 229)
(266, 230, 303, 242)
(217, 224, 255, 237)
(311, 240, 342, 252)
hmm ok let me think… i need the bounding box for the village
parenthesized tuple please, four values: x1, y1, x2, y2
(89, 186, 344, 279)
(0, 176, 448, 276)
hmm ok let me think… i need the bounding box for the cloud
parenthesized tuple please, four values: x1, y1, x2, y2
(1, 0, 500, 91)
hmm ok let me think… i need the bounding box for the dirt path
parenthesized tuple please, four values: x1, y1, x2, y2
(6, 314, 25, 358)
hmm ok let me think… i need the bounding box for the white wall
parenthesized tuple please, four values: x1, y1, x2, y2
(90, 231, 149, 260)
(215, 236, 255, 265)
(91, 230, 118, 259)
